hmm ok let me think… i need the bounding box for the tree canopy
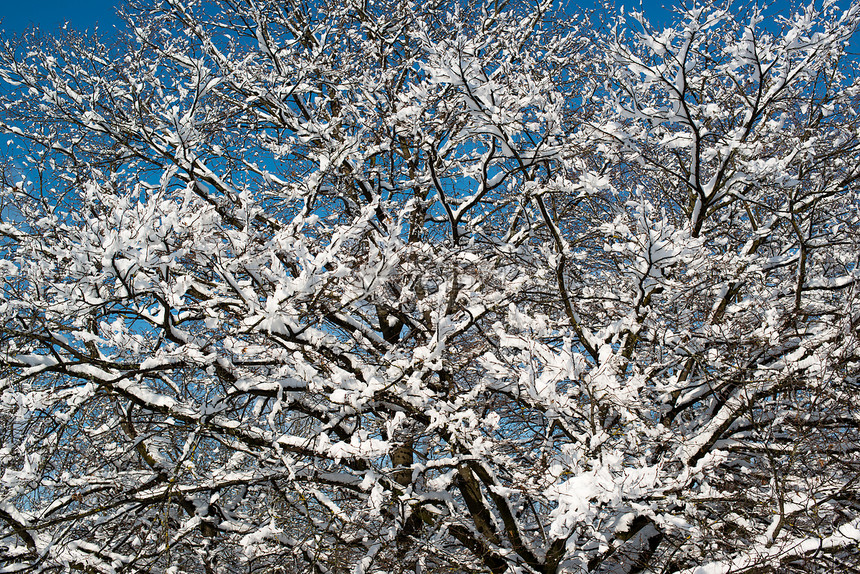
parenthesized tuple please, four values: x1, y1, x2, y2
(1, 0, 859, 572)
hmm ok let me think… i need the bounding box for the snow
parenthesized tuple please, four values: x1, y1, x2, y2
(1, 2, 859, 573)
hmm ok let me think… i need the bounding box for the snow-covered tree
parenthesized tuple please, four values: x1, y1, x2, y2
(1, 0, 859, 572)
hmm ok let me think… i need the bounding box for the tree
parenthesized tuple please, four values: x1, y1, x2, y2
(1, 0, 859, 572)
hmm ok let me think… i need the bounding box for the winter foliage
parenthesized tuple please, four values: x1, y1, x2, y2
(1, 0, 859, 572)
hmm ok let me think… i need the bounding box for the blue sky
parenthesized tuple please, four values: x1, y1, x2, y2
(1, 0, 123, 33)
(0, 0, 678, 35)
(0, 1, 851, 45)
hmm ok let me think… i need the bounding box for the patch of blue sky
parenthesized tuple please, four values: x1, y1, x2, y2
(0, 0, 123, 35)
(2, 0, 855, 40)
